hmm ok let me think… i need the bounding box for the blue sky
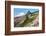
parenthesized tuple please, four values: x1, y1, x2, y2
(14, 8, 39, 17)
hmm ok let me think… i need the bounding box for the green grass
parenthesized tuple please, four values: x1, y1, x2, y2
(18, 14, 38, 27)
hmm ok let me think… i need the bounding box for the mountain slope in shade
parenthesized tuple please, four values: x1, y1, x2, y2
(14, 15, 26, 27)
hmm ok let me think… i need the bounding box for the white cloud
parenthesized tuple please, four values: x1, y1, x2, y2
(15, 12, 25, 17)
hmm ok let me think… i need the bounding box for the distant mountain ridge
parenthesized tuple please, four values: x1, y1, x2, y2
(14, 11, 39, 27)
